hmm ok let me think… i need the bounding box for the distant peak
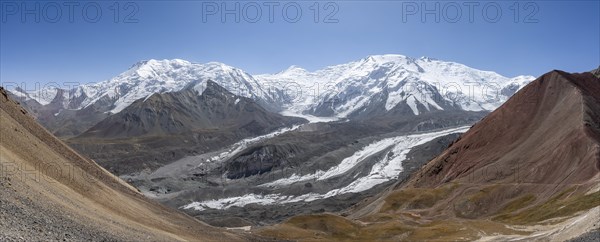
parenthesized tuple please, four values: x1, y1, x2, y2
(272, 65, 309, 76)
(284, 65, 308, 72)
(202, 79, 234, 97)
(419, 56, 438, 62)
(205, 61, 233, 68)
(362, 54, 413, 64)
(130, 59, 192, 70)
(205, 61, 226, 66)
(205, 62, 239, 73)
(130, 60, 150, 69)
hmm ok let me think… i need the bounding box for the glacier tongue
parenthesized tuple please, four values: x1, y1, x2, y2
(182, 126, 470, 211)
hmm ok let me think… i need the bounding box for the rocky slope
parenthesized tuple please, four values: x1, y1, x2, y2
(0, 87, 255, 241)
(257, 69, 600, 241)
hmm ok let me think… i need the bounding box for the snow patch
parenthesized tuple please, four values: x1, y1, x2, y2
(280, 110, 341, 123)
(406, 96, 420, 115)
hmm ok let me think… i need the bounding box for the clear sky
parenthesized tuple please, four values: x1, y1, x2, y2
(1, 1, 598, 86)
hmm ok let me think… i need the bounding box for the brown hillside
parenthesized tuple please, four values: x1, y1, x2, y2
(409, 70, 599, 199)
(0, 87, 254, 241)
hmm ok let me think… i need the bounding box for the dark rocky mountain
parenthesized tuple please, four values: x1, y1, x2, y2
(68, 80, 305, 175)
(78, 80, 302, 139)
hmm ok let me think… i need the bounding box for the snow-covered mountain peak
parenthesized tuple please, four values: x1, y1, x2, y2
(363, 54, 412, 63)
(129, 59, 192, 70)
(11, 85, 62, 106)
(509, 75, 537, 85)
(279, 65, 309, 75)
(124, 59, 194, 79)
(419, 56, 438, 62)
(256, 54, 535, 118)
(204, 61, 232, 69)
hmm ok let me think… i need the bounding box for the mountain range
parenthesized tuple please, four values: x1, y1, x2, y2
(8, 54, 535, 137)
(4, 54, 536, 178)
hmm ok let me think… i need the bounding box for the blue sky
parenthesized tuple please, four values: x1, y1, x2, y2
(1, 1, 598, 86)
